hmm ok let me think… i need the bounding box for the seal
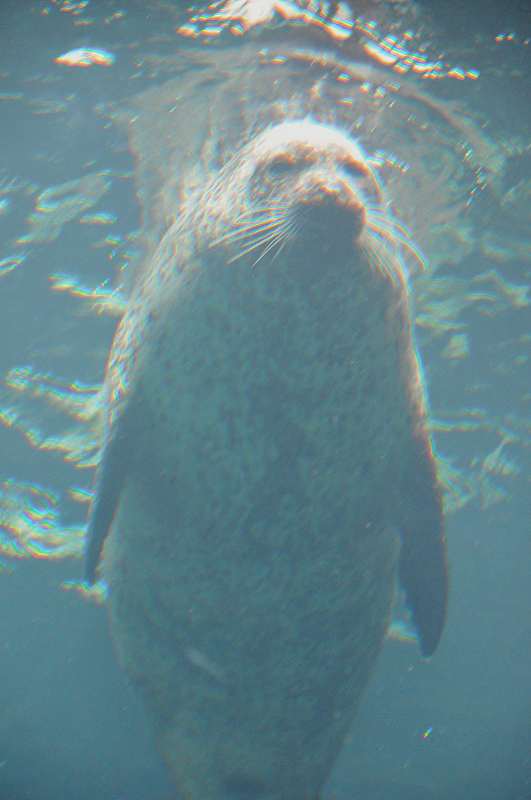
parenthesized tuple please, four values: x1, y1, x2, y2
(85, 119, 447, 800)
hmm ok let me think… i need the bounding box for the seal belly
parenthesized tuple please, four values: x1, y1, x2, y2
(103, 244, 415, 800)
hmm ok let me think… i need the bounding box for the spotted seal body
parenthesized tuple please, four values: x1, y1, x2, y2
(86, 120, 447, 800)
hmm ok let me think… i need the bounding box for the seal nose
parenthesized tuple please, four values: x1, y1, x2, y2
(294, 195, 366, 252)
(301, 172, 365, 219)
(305, 186, 366, 238)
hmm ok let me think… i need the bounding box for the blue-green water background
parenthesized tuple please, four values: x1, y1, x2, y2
(0, 1, 530, 798)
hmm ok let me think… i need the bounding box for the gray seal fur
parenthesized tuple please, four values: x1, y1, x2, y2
(85, 119, 447, 800)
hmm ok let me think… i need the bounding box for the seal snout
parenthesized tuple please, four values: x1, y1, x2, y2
(248, 121, 377, 251)
(222, 121, 381, 262)
(295, 180, 367, 248)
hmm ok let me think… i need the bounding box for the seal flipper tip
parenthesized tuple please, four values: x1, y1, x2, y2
(399, 450, 448, 658)
(84, 404, 138, 585)
(84, 462, 122, 586)
(399, 534, 448, 658)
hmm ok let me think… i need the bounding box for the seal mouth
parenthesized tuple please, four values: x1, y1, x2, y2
(293, 196, 365, 253)
(217, 195, 366, 268)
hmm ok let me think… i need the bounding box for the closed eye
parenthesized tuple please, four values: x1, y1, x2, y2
(266, 157, 301, 179)
(343, 160, 368, 179)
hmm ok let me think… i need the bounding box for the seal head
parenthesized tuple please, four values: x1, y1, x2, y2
(194, 121, 382, 264)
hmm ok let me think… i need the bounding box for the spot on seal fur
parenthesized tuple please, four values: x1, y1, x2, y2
(85, 109, 447, 800)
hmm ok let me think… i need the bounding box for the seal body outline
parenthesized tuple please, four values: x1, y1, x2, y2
(85, 118, 447, 800)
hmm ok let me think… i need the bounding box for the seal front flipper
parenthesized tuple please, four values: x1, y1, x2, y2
(84, 399, 139, 586)
(399, 440, 448, 658)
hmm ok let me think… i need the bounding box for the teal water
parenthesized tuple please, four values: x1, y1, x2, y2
(0, 1, 530, 799)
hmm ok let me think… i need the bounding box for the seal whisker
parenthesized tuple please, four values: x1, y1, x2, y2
(248, 219, 297, 267)
(226, 223, 282, 247)
(365, 204, 416, 238)
(213, 205, 291, 247)
(225, 223, 290, 264)
(234, 218, 290, 246)
(215, 204, 297, 266)
(365, 209, 426, 272)
(366, 209, 410, 238)
(230, 213, 289, 237)
(212, 225, 278, 259)
(362, 228, 407, 287)
(230, 203, 292, 233)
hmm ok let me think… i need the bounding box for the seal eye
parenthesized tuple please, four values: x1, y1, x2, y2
(343, 160, 367, 179)
(267, 157, 299, 179)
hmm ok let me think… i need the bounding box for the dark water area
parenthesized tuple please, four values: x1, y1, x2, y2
(0, 1, 530, 799)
